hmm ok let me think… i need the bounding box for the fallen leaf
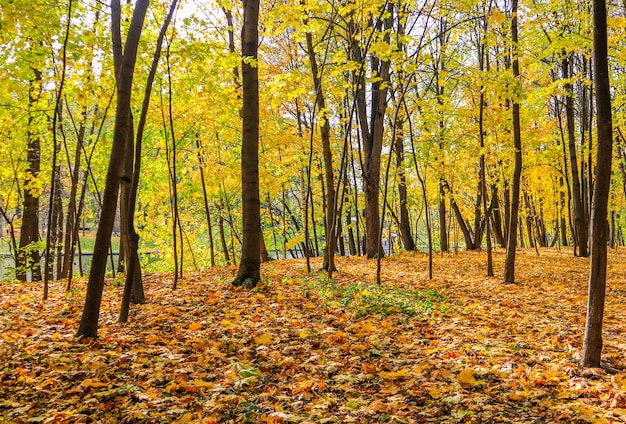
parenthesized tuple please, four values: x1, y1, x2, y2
(255, 333, 272, 345)
(458, 368, 478, 385)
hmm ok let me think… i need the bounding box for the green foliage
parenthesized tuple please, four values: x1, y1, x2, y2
(302, 273, 449, 317)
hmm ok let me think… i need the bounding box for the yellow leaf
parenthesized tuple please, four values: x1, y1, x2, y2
(427, 388, 443, 399)
(298, 331, 308, 339)
(179, 412, 195, 423)
(276, 293, 285, 302)
(458, 368, 478, 385)
(379, 368, 410, 380)
(81, 379, 107, 390)
(189, 322, 202, 331)
(255, 333, 272, 345)
(614, 373, 626, 389)
(193, 379, 215, 388)
(165, 381, 181, 394)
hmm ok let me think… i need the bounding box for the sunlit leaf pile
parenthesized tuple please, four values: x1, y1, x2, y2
(2, 249, 626, 423)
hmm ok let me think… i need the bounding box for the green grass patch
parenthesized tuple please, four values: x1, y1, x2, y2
(302, 274, 449, 317)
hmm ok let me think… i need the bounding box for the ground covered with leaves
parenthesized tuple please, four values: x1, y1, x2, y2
(2, 248, 626, 423)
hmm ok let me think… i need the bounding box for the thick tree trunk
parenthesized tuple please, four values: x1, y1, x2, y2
(18, 67, 43, 282)
(234, 0, 261, 286)
(582, 0, 612, 368)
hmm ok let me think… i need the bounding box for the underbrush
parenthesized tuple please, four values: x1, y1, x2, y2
(301, 273, 449, 317)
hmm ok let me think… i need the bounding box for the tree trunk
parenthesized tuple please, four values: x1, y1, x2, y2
(490, 185, 504, 247)
(351, 4, 393, 259)
(218, 205, 230, 264)
(233, 0, 261, 287)
(304, 30, 337, 273)
(438, 185, 448, 252)
(478, 33, 493, 275)
(442, 180, 475, 250)
(563, 56, 589, 257)
(18, 67, 43, 283)
(581, 0, 612, 368)
(197, 139, 216, 267)
(61, 120, 86, 280)
(121, 0, 176, 322)
(77, 0, 149, 338)
(395, 117, 415, 251)
(504, 0, 522, 284)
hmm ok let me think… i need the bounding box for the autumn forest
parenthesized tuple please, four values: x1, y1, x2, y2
(1, 0, 626, 422)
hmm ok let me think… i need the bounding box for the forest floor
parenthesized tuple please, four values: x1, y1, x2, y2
(2, 248, 626, 423)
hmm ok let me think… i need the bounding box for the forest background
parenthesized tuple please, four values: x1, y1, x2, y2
(3, 0, 626, 284)
(1, 0, 626, 421)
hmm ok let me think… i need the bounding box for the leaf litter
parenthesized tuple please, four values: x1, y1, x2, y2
(1, 248, 626, 423)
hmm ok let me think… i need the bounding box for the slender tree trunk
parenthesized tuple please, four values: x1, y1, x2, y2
(61, 118, 85, 280)
(349, 143, 361, 256)
(582, 0, 612, 368)
(442, 180, 475, 250)
(478, 37, 493, 275)
(406, 102, 433, 278)
(395, 117, 415, 251)
(504, 0, 522, 283)
(120, 0, 176, 322)
(197, 139, 216, 267)
(234, 0, 261, 286)
(438, 184, 448, 252)
(563, 56, 589, 257)
(218, 205, 230, 264)
(50, 162, 64, 280)
(77, 0, 148, 338)
(305, 31, 337, 273)
(554, 95, 574, 247)
(490, 185, 504, 246)
(351, 5, 393, 259)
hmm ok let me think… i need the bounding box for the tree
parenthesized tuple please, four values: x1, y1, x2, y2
(233, 0, 261, 287)
(77, 0, 149, 338)
(504, 0, 522, 284)
(581, 0, 613, 368)
(17, 65, 43, 283)
(120, 0, 179, 322)
(562, 55, 589, 257)
(304, 18, 337, 274)
(351, 1, 394, 259)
